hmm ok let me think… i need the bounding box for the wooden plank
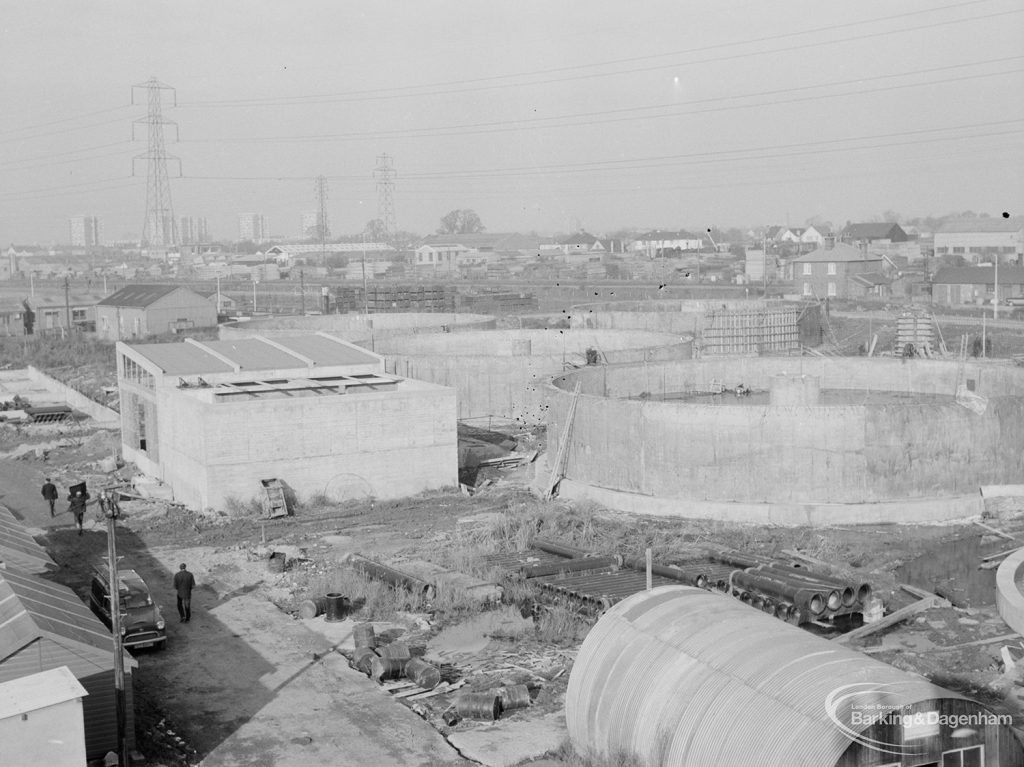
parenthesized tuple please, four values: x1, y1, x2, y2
(974, 520, 1018, 542)
(394, 685, 433, 699)
(981, 545, 1023, 563)
(406, 680, 466, 701)
(833, 597, 945, 644)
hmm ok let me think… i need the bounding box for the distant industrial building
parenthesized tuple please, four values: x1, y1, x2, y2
(238, 213, 269, 243)
(934, 217, 1024, 262)
(95, 284, 218, 341)
(68, 215, 102, 247)
(115, 332, 458, 510)
(931, 266, 1024, 306)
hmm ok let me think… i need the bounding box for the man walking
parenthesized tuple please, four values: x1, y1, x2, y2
(173, 563, 195, 623)
(68, 489, 89, 535)
(41, 479, 58, 517)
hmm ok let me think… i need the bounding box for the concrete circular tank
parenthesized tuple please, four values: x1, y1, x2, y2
(568, 298, 823, 354)
(219, 312, 497, 342)
(543, 357, 1024, 525)
(372, 329, 693, 425)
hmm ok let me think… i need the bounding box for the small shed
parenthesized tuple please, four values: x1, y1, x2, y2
(0, 666, 88, 766)
(0, 567, 137, 762)
(566, 586, 1023, 767)
(95, 284, 218, 341)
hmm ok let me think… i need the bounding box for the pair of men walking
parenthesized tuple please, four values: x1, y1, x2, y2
(41, 479, 90, 535)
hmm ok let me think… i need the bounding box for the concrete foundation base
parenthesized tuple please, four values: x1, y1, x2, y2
(553, 477, 984, 526)
(996, 549, 1024, 637)
(446, 711, 566, 767)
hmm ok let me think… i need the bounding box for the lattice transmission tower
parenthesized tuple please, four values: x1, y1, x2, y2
(314, 175, 330, 264)
(374, 153, 397, 241)
(132, 78, 180, 247)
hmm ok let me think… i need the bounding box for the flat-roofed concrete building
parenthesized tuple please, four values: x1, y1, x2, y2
(116, 332, 458, 509)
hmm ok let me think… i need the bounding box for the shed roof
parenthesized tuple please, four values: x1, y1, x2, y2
(96, 284, 182, 308)
(0, 666, 87, 718)
(0, 567, 116, 663)
(566, 586, 970, 767)
(0, 504, 57, 574)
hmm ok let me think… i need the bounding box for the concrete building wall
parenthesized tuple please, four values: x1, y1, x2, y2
(375, 329, 691, 424)
(156, 384, 457, 509)
(219, 312, 497, 342)
(544, 359, 1024, 515)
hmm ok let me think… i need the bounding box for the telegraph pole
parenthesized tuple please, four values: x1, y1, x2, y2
(314, 176, 329, 267)
(63, 275, 71, 331)
(299, 269, 306, 315)
(101, 491, 127, 766)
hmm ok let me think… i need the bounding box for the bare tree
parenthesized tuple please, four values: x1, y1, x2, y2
(438, 209, 484, 234)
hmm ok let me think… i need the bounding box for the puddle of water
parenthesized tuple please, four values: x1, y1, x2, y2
(425, 607, 533, 662)
(896, 535, 997, 607)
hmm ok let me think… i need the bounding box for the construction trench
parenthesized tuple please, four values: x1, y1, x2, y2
(10, 300, 1024, 765)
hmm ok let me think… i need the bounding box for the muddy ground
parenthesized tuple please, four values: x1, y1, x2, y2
(6, 418, 1024, 766)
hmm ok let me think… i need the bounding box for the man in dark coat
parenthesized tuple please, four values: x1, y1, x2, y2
(68, 490, 89, 535)
(173, 563, 196, 623)
(41, 479, 59, 516)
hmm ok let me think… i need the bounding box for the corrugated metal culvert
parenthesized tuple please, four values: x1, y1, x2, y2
(566, 586, 1024, 767)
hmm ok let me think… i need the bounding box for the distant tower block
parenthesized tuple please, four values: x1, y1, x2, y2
(132, 78, 180, 247)
(769, 374, 820, 406)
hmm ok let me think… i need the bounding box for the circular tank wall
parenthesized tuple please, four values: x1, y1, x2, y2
(543, 357, 1024, 524)
(219, 312, 497, 342)
(372, 329, 692, 425)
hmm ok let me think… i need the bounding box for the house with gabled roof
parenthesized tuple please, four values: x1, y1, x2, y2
(789, 242, 885, 299)
(841, 222, 908, 244)
(0, 567, 138, 762)
(94, 284, 217, 341)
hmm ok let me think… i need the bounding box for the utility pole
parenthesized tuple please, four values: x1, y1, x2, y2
(299, 269, 305, 315)
(361, 233, 369, 316)
(374, 154, 397, 242)
(314, 176, 329, 268)
(994, 252, 1000, 320)
(132, 78, 180, 248)
(63, 275, 71, 331)
(101, 491, 127, 766)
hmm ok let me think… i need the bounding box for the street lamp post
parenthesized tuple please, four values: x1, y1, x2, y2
(101, 490, 127, 766)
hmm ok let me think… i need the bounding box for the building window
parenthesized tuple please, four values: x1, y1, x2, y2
(802, 263, 812, 276)
(937, 247, 949, 254)
(802, 282, 812, 296)
(827, 282, 837, 297)
(942, 745, 982, 767)
(826, 262, 837, 275)
(953, 247, 965, 254)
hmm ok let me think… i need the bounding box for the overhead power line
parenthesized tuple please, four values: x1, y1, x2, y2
(182, 62, 1024, 145)
(0, 104, 130, 138)
(178, 1, 1021, 108)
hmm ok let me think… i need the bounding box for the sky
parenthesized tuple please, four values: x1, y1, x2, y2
(1, 0, 1022, 244)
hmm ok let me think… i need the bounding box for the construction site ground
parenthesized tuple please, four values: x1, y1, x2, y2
(5, 417, 1024, 766)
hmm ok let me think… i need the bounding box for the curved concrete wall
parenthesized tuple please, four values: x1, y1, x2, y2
(543, 358, 1024, 524)
(996, 548, 1024, 637)
(568, 299, 784, 333)
(219, 312, 497, 342)
(374, 329, 692, 425)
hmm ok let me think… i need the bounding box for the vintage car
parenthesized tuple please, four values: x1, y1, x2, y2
(89, 564, 167, 650)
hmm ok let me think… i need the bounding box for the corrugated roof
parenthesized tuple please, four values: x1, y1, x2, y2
(938, 217, 1024, 234)
(933, 266, 1024, 284)
(566, 586, 972, 767)
(199, 339, 309, 370)
(791, 243, 882, 263)
(0, 568, 114, 662)
(0, 505, 57, 574)
(96, 284, 181, 308)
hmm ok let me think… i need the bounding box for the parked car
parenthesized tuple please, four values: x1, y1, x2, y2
(89, 564, 167, 650)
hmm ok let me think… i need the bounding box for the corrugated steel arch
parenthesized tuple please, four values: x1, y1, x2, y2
(565, 586, 971, 767)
